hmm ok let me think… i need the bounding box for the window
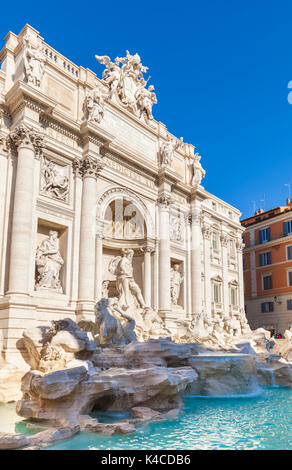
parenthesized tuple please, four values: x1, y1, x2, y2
(213, 283, 221, 303)
(259, 252, 271, 266)
(287, 300, 292, 310)
(229, 239, 236, 257)
(263, 275, 272, 290)
(288, 271, 292, 287)
(212, 232, 219, 250)
(230, 287, 237, 306)
(283, 220, 292, 236)
(287, 245, 292, 260)
(261, 302, 274, 313)
(259, 228, 270, 244)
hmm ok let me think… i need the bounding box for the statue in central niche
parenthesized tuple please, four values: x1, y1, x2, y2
(109, 248, 145, 310)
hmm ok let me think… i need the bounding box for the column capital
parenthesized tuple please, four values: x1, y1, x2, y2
(236, 238, 245, 251)
(202, 221, 211, 239)
(73, 155, 104, 179)
(157, 193, 173, 209)
(9, 124, 43, 156)
(140, 244, 155, 254)
(0, 134, 10, 155)
(220, 233, 229, 247)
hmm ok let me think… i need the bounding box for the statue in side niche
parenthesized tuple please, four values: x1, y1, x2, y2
(23, 37, 45, 87)
(170, 264, 183, 306)
(35, 230, 64, 293)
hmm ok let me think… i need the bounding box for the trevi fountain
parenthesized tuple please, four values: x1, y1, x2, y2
(0, 25, 291, 450)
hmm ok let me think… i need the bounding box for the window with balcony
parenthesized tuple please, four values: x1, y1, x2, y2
(259, 251, 271, 266)
(259, 228, 270, 244)
(262, 274, 272, 290)
(261, 302, 274, 313)
(283, 220, 292, 236)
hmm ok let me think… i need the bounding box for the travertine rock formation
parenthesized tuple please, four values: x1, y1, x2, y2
(6, 318, 291, 450)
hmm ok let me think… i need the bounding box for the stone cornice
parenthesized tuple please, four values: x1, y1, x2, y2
(40, 114, 81, 144)
(157, 167, 181, 186)
(80, 121, 113, 148)
(244, 234, 292, 253)
(5, 80, 56, 117)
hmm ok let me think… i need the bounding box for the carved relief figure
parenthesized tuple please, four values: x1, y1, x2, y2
(190, 152, 206, 187)
(35, 230, 64, 293)
(170, 264, 183, 306)
(109, 248, 145, 310)
(23, 37, 45, 87)
(170, 215, 183, 241)
(96, 50, 156, 120)
(40, 157, 69, 201)
(86, 87, 107, 123)
(160, 136, 184, 167)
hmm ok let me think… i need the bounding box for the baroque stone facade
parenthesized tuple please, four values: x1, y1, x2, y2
(0, 25, 246, 366)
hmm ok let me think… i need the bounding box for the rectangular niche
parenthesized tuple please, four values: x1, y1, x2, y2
(170, 259, 184, 309)
(35, 220, 68, 295)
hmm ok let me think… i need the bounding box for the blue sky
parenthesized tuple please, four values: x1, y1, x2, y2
(1, 0, 292, 219)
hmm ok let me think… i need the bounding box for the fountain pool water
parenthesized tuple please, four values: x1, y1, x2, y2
(1, 387, 291, 450)
(46, 387, 292, 450)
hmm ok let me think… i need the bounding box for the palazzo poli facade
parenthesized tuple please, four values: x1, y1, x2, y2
(0, 25, 246, 365)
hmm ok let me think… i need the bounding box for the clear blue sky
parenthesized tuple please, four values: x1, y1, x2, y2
(1, 0, 292, 219)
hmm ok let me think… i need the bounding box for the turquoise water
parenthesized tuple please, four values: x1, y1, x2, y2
(45, 387, 292, 450)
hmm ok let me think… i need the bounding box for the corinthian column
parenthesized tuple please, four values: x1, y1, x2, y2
(8, 125, 43, 295)
(202, 221, 211, 318)
(157, 194, 172, 313)
(75, 156, 103, 312)
(141, 244, 154, 307)
(95, 225, 104, 301)
(190, 199, 202, 318)
(236, 237, 245, 312)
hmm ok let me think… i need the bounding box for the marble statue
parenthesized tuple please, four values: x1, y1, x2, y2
(23, 37, 45, 87)
(109, 248, 145, 310)
(135, 82, 157, 120)
(86, 87, 107, 124)
(190, 152, 206, 187)
(95, 298, 137, 345)
(160, 135, 184, 167)
(170, 264, 183, 306)
(96, 50, 156, 119)
(35, 230, 64, 293)
(40, 157, 69, 201)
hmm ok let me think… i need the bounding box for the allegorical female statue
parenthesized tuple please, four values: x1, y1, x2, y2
(35, 230, 64, 293)
(170, 264, 183, 306)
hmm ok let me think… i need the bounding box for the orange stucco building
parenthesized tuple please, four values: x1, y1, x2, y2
(241, 198, 292, 334)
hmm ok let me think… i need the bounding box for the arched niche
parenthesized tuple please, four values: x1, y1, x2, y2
(97, 187, 154, 240)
